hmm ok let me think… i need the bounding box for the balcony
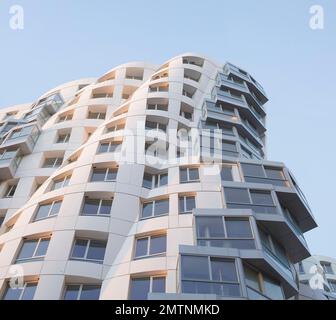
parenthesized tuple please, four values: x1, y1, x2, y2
(224, 63, 268, 102)
(0, 149, 21, 181)
(1, 125, 39, 155)
(33, 93, 64, 115)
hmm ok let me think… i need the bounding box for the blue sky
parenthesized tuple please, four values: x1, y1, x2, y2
(0, 0, 336, 257)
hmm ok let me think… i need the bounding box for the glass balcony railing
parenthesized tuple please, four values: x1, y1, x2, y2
(262, 245, 294, 280)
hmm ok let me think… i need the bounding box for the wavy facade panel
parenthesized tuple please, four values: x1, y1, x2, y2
(0, 54, 317, 300)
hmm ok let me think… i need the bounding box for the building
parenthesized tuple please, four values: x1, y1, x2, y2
(297, 255, 336, 300)
(0, 53, 317, 300)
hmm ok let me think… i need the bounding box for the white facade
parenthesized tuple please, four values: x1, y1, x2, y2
(0, 54, 317, 300)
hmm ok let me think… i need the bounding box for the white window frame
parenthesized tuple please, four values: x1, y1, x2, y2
(141, 199, 169, 219)
(16, 237, 50, 262)
(4, 281, 38, 300)
(82, 198, 113, 216)
(91, 168, 118, 182)
(43, 157, 63, 168)
(134, 234, 167, 259)
(52, 175, 71, 190)
(63, 284, 101, 300)
(70, 239, 106, 263)
(130, 276, 166, 299)
(180, 167, 200, 183)
(179, 195, 196, 214)
(34, 200, 61, 221)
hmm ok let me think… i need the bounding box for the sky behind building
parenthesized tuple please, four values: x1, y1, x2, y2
(0, 0, 335, 257)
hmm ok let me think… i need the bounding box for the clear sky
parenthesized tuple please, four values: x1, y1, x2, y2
(0, 0, 335, 257)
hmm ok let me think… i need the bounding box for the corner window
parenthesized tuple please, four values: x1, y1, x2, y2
(196, 216, 255, 249)
(181, 256, 240, 297)
(224, 188, 277, 214)
(321, 262, 334, 274)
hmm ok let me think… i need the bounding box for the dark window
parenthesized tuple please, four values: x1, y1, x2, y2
(71, 239, 107, 263)
(221, 166, 233, 181)
(2, 282, 37, 300)
(35, 201, 62, 221)
(224, 188, 250, 204)
(130, 277, 165, 300)
(63, 284, 101, 300)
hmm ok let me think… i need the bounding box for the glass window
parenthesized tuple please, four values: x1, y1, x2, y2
(3, 282, 37, 300)
(142, 172, 153, 189)
(221, 166, 233, 181)
(52, 175, 70, 190)
(244, 265, 261, 292)
(226, 218, 253, 238)
(82, 198, 112, 216)
(181, 256, 210, 280)
(16, 238, 50, 262)
(91, 168, 117, 182)
(263, 275, 284, 300)
(265, 167, 285, 180)
(71, 239, 106, 263)
(321, 262, 334, 274)
(224, 188, 250, 204)
(34, 200, 61, 221)
(142, 202, 153, 218)
(134, 235, 166, 259)
(210, 258, 238, 282)
(241, 164, 264, 177)
(43, 157, 63, 168)
(64, 284, 101, 300)
(250, 191, 274, 206)
(5, 184, 17, 197)
(154, 199, 169, 216)
(130, 276, 165, 300)
(179, 195, 196, 214)
(196, 217, 224, 238)
(180, 167, 199, 183)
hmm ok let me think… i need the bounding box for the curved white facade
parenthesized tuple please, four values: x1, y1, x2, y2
(0, 54, 317, 300)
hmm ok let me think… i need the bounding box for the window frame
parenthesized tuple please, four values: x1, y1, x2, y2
(180, 167, 200, 184)
(63, 284, 101, 300)
(16, 237, 51, 263)
(2, 281, 38, 300)
(129, 276, 166, 300)
(134, 234, 167, 260)
(81, 197, 113, 216)
(34, 200, 62, 221)
(52, 175, 71, 190)
(141, 198, 169, 219)
(179, 195, 196, 214)
(91, 167, 118, 182)
(70, 238, 107, 264)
